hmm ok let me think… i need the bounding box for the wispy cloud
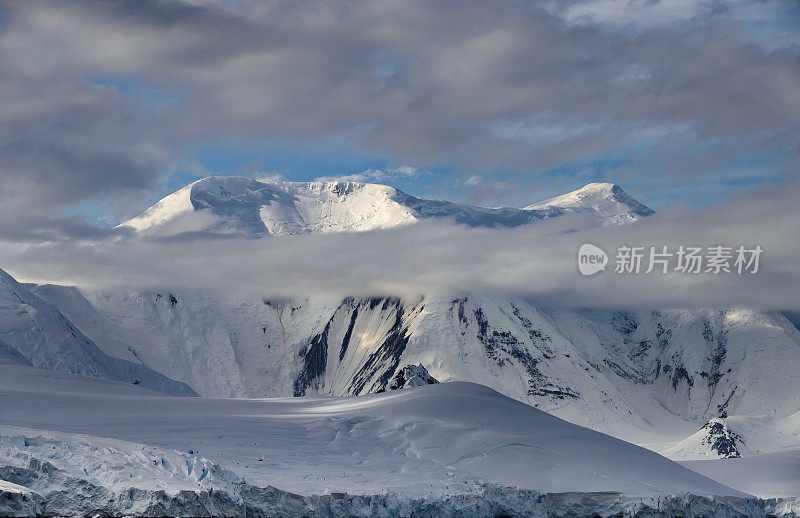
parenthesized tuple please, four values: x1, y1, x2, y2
(253, 172, 286, 184)
(315, 166, 420, 183)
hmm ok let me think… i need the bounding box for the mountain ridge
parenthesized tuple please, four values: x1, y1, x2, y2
(120, 176, 654, 236)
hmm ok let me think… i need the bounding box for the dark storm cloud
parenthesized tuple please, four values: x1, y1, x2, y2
(0, 0, 798, 238)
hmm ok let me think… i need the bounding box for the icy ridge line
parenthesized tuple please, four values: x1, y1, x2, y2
(1, 460, 796, 518)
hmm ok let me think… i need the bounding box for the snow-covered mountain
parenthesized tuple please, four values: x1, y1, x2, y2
(27, 284, 800, 461)
(12, 177, 796, 465)
(524, 182, 654, 225)
(0, 267, 195, 396)
(120, 176, 653, 236)
(6, 176, 800, 478)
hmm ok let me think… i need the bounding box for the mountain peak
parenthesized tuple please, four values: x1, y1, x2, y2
(122, 176, 415, 236)
(524, 182, 654, 225)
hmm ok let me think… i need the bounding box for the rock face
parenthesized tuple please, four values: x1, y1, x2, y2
(388, 364, 439, 390)
(700, 419, 745, 458)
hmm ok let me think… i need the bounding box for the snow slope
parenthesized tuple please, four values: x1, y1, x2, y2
(0, 480, 34, 495)
(0, 267, 196, 396)
(122, 180, 198, 232)
(0, 360, 745, 499)
(680, 449, 800, 499)
(120, 176, 653, 236)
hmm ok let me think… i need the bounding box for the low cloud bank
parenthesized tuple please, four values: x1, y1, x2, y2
(1, 179, 798, 311)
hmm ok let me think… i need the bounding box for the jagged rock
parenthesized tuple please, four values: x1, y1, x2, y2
(701, 418, 745, 458)
(388, 364, 439, 390)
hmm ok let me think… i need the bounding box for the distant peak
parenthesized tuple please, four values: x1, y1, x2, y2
(523, 182, 653, 224)
(121, 175, 415, 236)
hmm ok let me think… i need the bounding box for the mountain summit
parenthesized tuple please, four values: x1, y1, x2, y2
(121, 176, 653, 237)
(524, 182, 655, 225)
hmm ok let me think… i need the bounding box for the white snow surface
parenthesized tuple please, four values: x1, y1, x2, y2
(4, 178, 799, 502)
(5, 255, 798, 492)
(119, 176, 653, 236)
(0, 426, 237, 496)
(680, 449, 800, 499)
(121, 180, 198, 232)
(0, 361, 744, 499)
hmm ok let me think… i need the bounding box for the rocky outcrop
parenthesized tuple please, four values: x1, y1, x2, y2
(387, 363, 439, 390)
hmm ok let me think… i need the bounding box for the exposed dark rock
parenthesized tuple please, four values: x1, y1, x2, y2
(611, 312, 639, 335)
(293, 317, 333, 396)
(671, 365, 694, 391)
(388, 364, 439, 390)
(338, 305, 359, 362)
(474, 307, 578, 400)
(293, 297, 412, 396)
(347, 298, 410, 394)
(717, 388, 737, 418)
(700, 419, 744, 458)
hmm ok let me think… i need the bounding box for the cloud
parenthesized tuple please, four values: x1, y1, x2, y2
(1, 177, 798, 312)
(315, 166, 420, 183)
(0, 0, 798, 237)
(555, 0, 799, 34)
(254, 172, 286, 183)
